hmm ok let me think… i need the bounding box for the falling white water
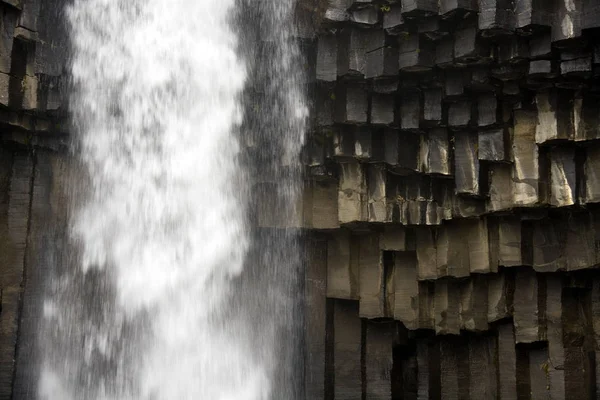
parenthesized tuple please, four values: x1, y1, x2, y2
(37, 0, 291, 398)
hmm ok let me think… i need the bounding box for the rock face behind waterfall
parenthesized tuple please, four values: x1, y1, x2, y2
(1, 0, 600, 399)
(299, 1, 600, 399)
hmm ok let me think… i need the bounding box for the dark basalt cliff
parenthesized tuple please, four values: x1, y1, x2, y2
(297, 1, 600, 399)
(0, 0, 599, 399)
(0, 0, 69, 398)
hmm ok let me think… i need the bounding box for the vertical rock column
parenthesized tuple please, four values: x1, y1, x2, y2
(305, 236, 328, 399)
(0, 151, 32, 399)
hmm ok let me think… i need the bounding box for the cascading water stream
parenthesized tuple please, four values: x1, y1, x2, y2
(38, 0, 306, 399)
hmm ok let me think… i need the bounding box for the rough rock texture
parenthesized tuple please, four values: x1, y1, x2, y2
(0, 0, 68, 396)
(0, 0, 600, 398)
(301, 0, 600, 399)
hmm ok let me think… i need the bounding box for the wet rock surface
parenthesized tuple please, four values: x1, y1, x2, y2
(0, 0, 599, 398)
(301, 0, 600, 399)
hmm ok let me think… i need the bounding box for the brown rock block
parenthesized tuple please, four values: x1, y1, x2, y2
(448, 100, 472, 128)
(0, 151, 31, 395)
(335, 84, 368, 124)
(564, 346, 593, 400)
(3, 153, 33, 288)
(381, 129, 399, 166)
(532, 218, 566, 273)
(338, 162, 368, 224)
(434, 278, 461, 335)
(545, 276, 564, 371)
(497, 322, 518, 400)
(350, 6, 379, 26)
(469, 66, 495, 91)
(562, 286, 594, 399)
(551, 0, 583, 45)
(416, 339, 432, 399)
(435, 35, 454, 68)
(366, 46, 399, 80)
(419, 128, 451, 176)
(514, 268, 545, 343)
(478, 128, 508, 162)
(487, 269, 514, 322)
(583, 0, 600, 30)
(460, 275, 489, 332)
(399, 90, 422, 131)
(535, 90, 575, 144)
(488, 163, 514, 212)
(418, 281, 435, 329)
(393, 132, 420, 172)
(316, 34, 338, 82)
(469, 335, 498, 399)
(444, 69, 469, 99)
(478, 0, 515, 35)
(327, 229, 359, 300)
(398, 34, 434, 72)
(454, 131, 480, 196)
(560, 55, 592, 78)
(331, 126, 371, 161)
(549, 147, 576, 207)
(393, 251, 420, 330)
(477, 93, 499, 127)
(466, 218, 493, 274)
(530, 31, 552, 59)
(0, 287, 19, 398)
(0, 8, 17, 74)
(582, 145, 600, 204)
(310, 180, 340, 230)
(451, 192, 486, 219)
(0, 72, 9, 107)
(436, 336, 470, 400)
(379, 226, 408, 251)
(305, 237, 328, 399)
(401, 0, 438, 17)
(528, 60, 558, 81)
(333, 300, 363, 399)
(422, 88, 443, 126)
(415, 226, 438, 280)
(337, 28, 368, 77)
(315, 84, 336, 127)
(529, 346, 553, 399)
(499, 36, 530, 64)
(454, 25, 492, 63)
(367, 164, 387, 223)
(365, 320, 395, 399)
(383, 5, 406, 35)
(401, 199, 445, 226)
(436, 222, 470, 278)
(512, 110, 539, 206)
(565, 211, 598, 271)
(359, 233, 385, 318)
(439, 338, 461, 400)
(439, 0, 477, 17)
(370, 93, 396, 126)
(497, 216, 522, 267)
(577, 96, 600, 141)
(514, 0, 553, 32)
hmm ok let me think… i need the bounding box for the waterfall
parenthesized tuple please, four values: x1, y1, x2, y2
(38, 0, 306, 399)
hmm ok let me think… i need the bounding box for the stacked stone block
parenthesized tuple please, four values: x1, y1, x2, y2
(299, 0, 600, 398)
(0, 0, 67, 143)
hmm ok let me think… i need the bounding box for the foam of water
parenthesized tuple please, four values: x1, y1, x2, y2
(37, 0, 294, 398)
